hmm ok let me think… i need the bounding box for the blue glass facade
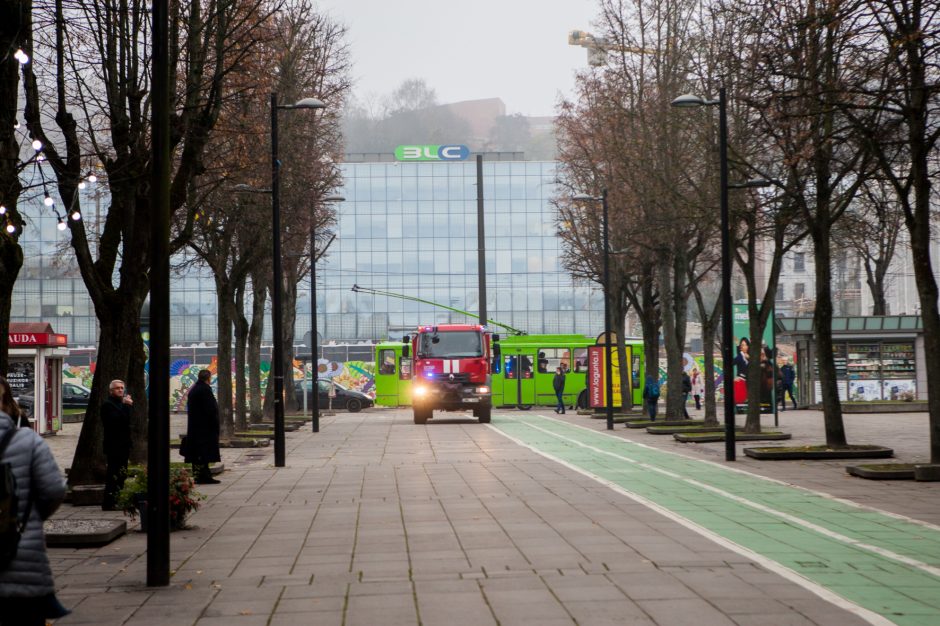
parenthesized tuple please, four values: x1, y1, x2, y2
(312, 156, 604, 340)
(12, 155, 604, 345)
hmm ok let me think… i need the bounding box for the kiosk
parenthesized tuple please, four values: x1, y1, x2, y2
(8, 322, 69, 435)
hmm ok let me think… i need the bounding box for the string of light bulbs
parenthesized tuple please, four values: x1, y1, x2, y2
(0, 134, 98, 236)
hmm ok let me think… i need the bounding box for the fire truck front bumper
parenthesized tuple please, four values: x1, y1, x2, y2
(412, 380, 491, 410)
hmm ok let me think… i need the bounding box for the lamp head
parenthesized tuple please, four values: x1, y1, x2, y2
(323, 195, 345, 202)
(572, 193, 600, 202)
(671, 93, 708, 108)
(289, 97, 326, 110)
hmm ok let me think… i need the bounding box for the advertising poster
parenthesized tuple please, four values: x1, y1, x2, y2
(882, 379, 915, 401)
(849, 379, 882, 401)
(7, 359, 35, 419)
(588, 345, 623, 408)
(731, 303, 775, 413)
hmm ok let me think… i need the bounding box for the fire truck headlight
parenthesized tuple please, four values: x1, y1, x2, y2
(413, 385, 429, 398)
(476, 386, 490, 395)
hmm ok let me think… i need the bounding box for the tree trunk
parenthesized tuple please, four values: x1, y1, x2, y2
(690, 281, 720, 426)
(637, 268, 661, 395)
(0, 242, 23, 377)
(813, 225, 847, 446)
(0, 13, 23, 377)
(68, 298, 147, 486)
(249, 270, 267, 423)
(214, 277, 235, 439)
(744, 315, 767, 435)
(282, 265, 299, 413)
(612, 294, 632, 411)
(233, 279, 249, 432)
(909, 166, 940, 463)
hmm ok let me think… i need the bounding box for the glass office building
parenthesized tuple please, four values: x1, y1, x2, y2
(12, 153, 604, 346)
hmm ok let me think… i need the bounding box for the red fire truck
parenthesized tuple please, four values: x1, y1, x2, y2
(403, 324, 500, 424)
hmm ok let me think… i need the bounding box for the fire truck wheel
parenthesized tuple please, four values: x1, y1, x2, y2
(413, 408, 431, 424)
(477, 406, 491, 423)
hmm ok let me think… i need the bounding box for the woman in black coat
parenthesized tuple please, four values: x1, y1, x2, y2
(184, 369, 221, 484)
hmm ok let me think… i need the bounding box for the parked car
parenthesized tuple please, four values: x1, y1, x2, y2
(63, 382, 92, 409)
(294, 379, 373, 413)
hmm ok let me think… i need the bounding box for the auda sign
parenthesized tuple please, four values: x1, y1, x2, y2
(394, 145, 470, 161)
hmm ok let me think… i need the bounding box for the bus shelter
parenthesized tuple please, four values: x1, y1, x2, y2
(7, 322, 69, 435)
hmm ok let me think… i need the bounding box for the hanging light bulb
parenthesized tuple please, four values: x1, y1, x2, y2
(36, 154, 45, 162)
(70, 210, 81, 221)
(14, 49, 29, 64)
(5, 223, 15, 234)
(0, 205, 6, 215)
(87, 174, 97, 183)
(44, 192, 54, 206)
(78, 181, 86, 190)
(31, 139, 42, 151)
(57, 218, 67, 231)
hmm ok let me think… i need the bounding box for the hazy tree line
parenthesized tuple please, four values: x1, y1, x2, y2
(0, 0, 350, 486)
(554, 0, 940, 461)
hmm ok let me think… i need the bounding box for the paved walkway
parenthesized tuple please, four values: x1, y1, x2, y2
(43, 407, 939, 625)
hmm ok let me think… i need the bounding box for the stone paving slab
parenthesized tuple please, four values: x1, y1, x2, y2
(39, 407, 938, 624)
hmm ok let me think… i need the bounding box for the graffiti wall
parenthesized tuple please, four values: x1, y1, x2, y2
(61, 344, 377, 409)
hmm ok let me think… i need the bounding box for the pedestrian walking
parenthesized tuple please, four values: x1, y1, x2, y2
(101, 379, 133, 511)
(552, 366, 566, 414)
(780, 360, 797, 410)
(183, 370, 221, 484)
(681, 371, 692, 418)
(0, 376, 70, 625)
(642, 374, 660, 421)
(691, 367, 704, 410)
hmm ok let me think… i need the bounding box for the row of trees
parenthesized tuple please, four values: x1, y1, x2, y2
(0, 0, 351, 485)
(555, 0, 940, 463)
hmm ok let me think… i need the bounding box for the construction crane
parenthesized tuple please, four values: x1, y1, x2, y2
(350, 285, 526, 336)
(568, 30, 656, 67)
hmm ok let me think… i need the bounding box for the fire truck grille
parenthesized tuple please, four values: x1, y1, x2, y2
(439, 373, 470, 384)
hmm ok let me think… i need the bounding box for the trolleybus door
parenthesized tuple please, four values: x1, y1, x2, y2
(502, 354, 536, 408)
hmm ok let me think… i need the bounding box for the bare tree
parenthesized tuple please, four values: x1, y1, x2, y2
(22, 0, 274, 485)
(721, 0, 874, 445)
(840, 0, 940, 462)
(0, 0, 29, 376)
(832, 179, 904, 315)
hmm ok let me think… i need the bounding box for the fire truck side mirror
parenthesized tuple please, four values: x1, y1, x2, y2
(492, 342, 501, 371)
(401, 338, 410, 359)
(492, 334, 501, 342)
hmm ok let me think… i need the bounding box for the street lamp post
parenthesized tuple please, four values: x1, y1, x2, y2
(271, 93, 325, 467)
(671, 89, 770, 461)
(672, 88, 735, 461)
(310, 195, 343, 433)
(574, 190, 615, 431)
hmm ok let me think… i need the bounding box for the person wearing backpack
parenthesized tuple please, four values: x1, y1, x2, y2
(642, 374, 660, 421)
(0, 376, 68, 624)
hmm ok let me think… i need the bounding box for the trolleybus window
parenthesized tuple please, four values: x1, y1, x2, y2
(379, 349, 396, 375)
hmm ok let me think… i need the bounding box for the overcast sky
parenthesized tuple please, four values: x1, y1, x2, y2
(316, 0, 600, 117)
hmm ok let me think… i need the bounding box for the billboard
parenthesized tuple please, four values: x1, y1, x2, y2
(731, 303, 775, 413)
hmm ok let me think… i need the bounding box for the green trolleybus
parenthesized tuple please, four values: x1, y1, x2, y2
(374, 334, 644, 411)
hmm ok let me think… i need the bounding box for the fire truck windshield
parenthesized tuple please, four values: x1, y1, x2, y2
(418, 331, 484, 358)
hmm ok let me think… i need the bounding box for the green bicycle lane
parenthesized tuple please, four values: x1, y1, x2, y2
(489, 413, 940, 626)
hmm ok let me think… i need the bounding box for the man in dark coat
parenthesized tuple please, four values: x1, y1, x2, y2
(552, 366, 566, 414)
(101, 379, 133, 510)
(184, 369, 221, 484)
